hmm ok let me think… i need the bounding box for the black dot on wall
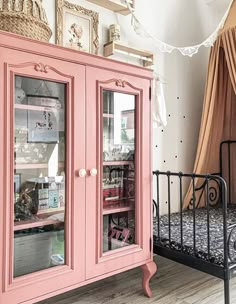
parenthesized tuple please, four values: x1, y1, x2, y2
(177, 97, 180, 100)
(165, 201, 168, 204)
(175, 155, 178, 158)
(168, 114, 171, 117)
(161, 130, 164, 132)
(163, 160, 166, 163)
(183, 116, 186, 118)
(155, 145, 158, 148)
(171, 181, 174, 184)
(180, 140, 183, 143)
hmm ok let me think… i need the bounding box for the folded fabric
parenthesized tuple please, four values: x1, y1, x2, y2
(152, 76, 167, 128)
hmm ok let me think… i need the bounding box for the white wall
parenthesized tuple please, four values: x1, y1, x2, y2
(43, 0, 231, 213)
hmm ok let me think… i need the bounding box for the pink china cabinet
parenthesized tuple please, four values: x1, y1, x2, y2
(0, 31, 156, 304)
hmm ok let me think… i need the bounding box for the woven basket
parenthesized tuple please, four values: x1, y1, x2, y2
(0, 0, 52, 42)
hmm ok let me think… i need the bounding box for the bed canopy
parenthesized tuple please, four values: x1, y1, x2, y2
(184, 0, 236, 208)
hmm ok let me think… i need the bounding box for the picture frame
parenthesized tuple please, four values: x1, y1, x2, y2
(56, 0, 99, 54)
(27, 96, 59, 143)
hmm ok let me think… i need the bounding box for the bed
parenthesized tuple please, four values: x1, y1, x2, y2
(153, 140, 236, 304)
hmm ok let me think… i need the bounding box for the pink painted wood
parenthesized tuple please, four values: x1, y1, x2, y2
(0, 43, 86, 303)
(86, 67, 153, 279)
(141, 261, 158, 297)
(0, 30, 155, 304)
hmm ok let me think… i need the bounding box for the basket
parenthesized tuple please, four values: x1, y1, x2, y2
(0, 0, 52, 42)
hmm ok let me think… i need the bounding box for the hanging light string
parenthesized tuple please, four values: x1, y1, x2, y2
(124, 0, 234, 57)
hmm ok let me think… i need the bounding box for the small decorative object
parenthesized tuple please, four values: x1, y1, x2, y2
(49, 190, 59, 208)
(15, 77, 26, 104)
(58, 189, 65, 207)
(27, 103, 59, 143)
(15, 187, 39, 220)
(50, 254, 64, 266)
(56, 0, 99, 54)
(38, 198, 49, 209)
(14, 174, 21, 194)
(0, 0, 52, 42)
(108, 226, 130, 246)
(109, 24, 121, 42)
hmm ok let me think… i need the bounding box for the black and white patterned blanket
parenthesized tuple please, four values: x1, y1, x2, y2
(153, 207, 236, 266)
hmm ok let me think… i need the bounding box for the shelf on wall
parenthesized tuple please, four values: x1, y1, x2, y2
(103, 41, 154, 67)
(86, 0, 134, 15)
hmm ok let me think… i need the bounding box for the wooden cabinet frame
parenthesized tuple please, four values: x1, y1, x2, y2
(0, 31, 156, 304)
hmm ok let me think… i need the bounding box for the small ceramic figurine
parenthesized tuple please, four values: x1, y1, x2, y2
(109, 24, 121, 42)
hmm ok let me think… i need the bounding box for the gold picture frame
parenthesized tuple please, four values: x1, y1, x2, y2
(56, 0, 99, 54)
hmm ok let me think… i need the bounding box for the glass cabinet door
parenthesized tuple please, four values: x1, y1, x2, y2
(14, 76, 66, 277)
(102, 90, 136, 252)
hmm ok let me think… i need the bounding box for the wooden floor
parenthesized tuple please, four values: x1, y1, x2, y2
(39, 255, 236, 304)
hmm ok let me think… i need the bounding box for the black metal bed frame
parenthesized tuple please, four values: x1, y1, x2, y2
(153, 140, 236, 304)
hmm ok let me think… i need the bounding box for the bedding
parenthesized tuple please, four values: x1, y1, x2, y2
(153, 207, 236, 266)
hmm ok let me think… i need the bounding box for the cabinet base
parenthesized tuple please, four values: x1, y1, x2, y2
(141, 261, 157, 297)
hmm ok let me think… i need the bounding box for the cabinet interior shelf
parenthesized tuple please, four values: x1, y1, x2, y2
(15, 104, 62, 112)
(37, 207, 64, 216)
(14, 218, 63, 231)
(103, 113, 114, 118)
(14, 207, 65, 231)
(15, 162, 64, 170)
(86, 0, 134, 15)
(103, 161, 133, 166)
(103, 205, 134, 215)
(103, 41, 154, 67)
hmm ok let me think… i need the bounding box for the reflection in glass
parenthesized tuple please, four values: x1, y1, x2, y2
(14, 76, 66, 277)
(102, 90, 136, 252)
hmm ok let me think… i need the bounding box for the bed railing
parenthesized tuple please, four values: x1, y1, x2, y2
(152, 171, 234, 269)
(220, 140, 236, 205)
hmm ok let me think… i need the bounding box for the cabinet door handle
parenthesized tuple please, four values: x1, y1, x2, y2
(79, 168, 87, 177)
(90, 168, 98, 176)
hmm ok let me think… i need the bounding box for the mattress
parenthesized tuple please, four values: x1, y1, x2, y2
(153, 207, 236, 266)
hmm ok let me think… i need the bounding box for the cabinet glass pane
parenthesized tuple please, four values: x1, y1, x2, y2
(102, 90, 136, 253)
(14, 76, 66, 277)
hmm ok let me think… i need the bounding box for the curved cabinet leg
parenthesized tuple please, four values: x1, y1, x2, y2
(141, 261, 157, 298)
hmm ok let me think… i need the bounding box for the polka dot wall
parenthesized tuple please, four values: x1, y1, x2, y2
(153, 49, 209, 215)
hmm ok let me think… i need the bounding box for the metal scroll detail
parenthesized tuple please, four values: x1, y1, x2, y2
(189, 176, 221, 209)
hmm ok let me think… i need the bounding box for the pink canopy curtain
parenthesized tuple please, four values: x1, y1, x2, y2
(183, 3, 236, 208)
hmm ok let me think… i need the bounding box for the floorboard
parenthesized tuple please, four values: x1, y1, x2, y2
(38, 255, 236, 304)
